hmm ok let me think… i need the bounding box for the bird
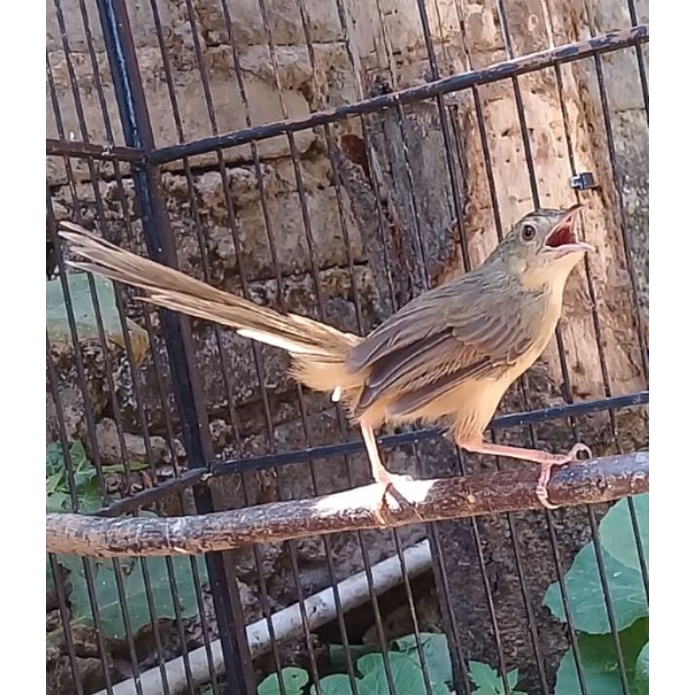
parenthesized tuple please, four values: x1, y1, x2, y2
(59, 204, 593, 510)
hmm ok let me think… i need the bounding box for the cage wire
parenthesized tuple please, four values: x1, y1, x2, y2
(46, 0, 649, 694)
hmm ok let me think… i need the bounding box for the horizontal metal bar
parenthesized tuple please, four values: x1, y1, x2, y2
(46, 137, 146, 163)
(94, 468, 204, 517)
(93, 391, 648, 517)
(149, 24, 648, 165)
(211, 391, 649, 475)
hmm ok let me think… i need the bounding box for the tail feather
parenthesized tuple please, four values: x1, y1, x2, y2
(58, 223, 364, 397)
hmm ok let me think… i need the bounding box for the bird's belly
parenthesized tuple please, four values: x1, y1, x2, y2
(448, 378, 511, 437)
(411, 339, 550, 438)
(394, 377, 506, 434)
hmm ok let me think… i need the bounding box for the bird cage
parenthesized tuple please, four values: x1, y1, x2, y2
(46, 0, 648, 693)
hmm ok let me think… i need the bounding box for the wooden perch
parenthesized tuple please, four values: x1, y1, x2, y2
(46, 452, 648, 558)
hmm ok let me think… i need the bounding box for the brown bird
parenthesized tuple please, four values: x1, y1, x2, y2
(59, 205, 593, 509)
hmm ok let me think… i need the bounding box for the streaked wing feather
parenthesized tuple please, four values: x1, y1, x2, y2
(347, 284, 457, 372)
(351, 275, 545, 417)
(356, 332, 466, 411)
(387, 358, 492, 417)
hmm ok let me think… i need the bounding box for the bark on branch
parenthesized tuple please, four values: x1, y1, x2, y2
(46, 452, 648, 558)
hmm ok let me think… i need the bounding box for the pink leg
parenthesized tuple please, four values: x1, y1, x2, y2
(360, 423, 413, 514)
(456, 436, 592, 510)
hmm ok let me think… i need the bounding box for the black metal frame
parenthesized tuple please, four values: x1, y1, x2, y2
(93, 0, 256, 689)
(46, 1, 649, 693)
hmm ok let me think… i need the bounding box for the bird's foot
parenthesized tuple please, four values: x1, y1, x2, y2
(374, 471, 415, 524)
(535, 443, 592, 509)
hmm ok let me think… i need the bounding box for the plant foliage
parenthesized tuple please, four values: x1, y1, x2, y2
(543, 494, 649, 694)
(46, 441, 207, 639)
(250, 633, 526, 695)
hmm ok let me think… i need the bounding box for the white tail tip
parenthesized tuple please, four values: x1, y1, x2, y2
(237, 328, 312, 354)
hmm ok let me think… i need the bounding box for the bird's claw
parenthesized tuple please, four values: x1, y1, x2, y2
(567, 442, 592, 461)
(374, 473, 416, 524)
(535, 442, 592, 510)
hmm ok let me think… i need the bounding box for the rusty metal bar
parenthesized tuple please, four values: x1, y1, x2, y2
(46, 137, 145, 162)
(148, 25, 648, 165)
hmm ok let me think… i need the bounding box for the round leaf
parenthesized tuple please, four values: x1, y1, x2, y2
(258, 667, 309, 695)
(543, 542, 648, 633)
(311, 674, 359, 695)
(46, 273, 150, 365)
(600, 494, 648, 572)
(357, 653, 389, 677)
(357, 652, 434, 695)
(553, 618, 648, 695)
(68, 555, 208, 638)
(393, 633, 453, 685)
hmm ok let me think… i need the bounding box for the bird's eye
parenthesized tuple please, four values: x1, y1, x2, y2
(521, 225, 536, 241)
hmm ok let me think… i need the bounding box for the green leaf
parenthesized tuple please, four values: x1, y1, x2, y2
(46, 442, 64, 470)
(68, 555, 208, 638)
(76, 485, 103, 513)
(47, 491, 70, 513)
(633, 641, 649, 695)
(467, 662, 526, 695)
(393, 632, 453, 686)
(70, 440, 88, 468)
(600, 494, 648, 573)
(356, 653, 388, 677)
(46, 273, 150, 366)
(358, 652, 449, 695)
(542, 542, 648, 633)
(507, 668, 519, 690)
(46, 470, 65, 495)
(553, 618, 648, 695)
(258, 667, 309, 695)
(45, 441, 107, 513)
(468, 661, 503, 694)
(312, 674, 360, 695)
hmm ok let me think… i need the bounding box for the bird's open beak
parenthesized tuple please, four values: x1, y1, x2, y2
(543, 203, 595, 255)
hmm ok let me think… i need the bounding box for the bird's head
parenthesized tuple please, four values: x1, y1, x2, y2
(489, 205, 594, 289)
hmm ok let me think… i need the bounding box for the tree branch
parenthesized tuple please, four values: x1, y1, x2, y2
(46, 452, 648, 558)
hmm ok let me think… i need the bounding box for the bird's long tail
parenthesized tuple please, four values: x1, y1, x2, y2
(58, 222, 364, 396)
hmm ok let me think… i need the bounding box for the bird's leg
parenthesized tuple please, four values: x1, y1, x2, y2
(456, 436, 592, 510)
(360, 422, 413, 517)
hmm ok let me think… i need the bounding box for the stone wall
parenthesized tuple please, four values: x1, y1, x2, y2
(47, 0, 648, 692)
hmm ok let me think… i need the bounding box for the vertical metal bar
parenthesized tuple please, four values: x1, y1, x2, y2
(411, 5, 523, 692)
(335, 0, 471, 689)
(144, 0, 292, 685)
(94, 1, 255, 692)
(413, 0, 469, 270)
(74, 0, 204, 674)
(551, 59, 649, 598)
(625, 0, 649, 116)
(51, 3, 184, 683)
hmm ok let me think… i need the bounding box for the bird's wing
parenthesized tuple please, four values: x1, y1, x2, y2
(349, 275, 546, 417)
